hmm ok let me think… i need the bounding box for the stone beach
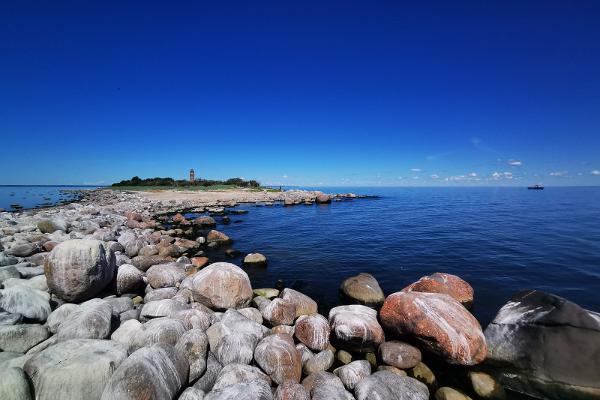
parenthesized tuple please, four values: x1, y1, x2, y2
(0, 188, 599, 400)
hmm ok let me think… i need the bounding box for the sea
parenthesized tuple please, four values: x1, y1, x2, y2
(2, 185, 600, 327)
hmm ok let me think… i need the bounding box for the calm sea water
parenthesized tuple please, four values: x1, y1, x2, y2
(193, 186, 600, 327)
(0, 185, 97, 210)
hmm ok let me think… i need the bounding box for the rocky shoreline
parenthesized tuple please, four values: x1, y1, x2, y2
(0, 189, 599, 400)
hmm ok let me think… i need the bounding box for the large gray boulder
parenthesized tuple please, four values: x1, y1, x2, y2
(129, 317, 188, 352)
(46, 303, 79, 334)
(147, 262, 187, 289)
(24, 339, 128, 400)
(101, 344, 189, 400)
(56, 298, 113, 341)
(0, 367, 32, 400)
(5, 242, 41, 257)
(189, 262, 253, 310)
(0, 285, 51, 322)
(44, 239, 116, 302)
(194, 352, 223, 393)
(176, 329, 209, 383)
(204, 379, 273, 400)
(484, 290, 600, 400)
(212, 363, 271, 391)
(0, 324, 49, 352)
(354, 371, 429, 400)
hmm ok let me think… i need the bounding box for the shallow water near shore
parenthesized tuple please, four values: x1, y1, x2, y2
(192, 186, 600, 327)
(0, 185, 99, 210)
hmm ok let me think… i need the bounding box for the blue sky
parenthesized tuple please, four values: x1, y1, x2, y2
(1, 1, 599, 186)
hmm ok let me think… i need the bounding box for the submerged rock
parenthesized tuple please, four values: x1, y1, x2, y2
(44, 239, 116, 302)
(380, 291, 486, 365)
(24, 339, 128, 400)
(340, 272, 385, 306)
(484, 290, 600, 400)
(243, 253, 267, 267)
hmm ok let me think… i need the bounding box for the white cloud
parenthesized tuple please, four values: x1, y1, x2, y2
(430, 174, 439, 179)
(507, 159, 522, 166)
(468, 172, 477, 177)
(591, 170, 600, 176)
(410, 168, 422, 172)
(550, 171, 568, 177)
(490, 171, 513, 180)
(282, 175, 289, 179)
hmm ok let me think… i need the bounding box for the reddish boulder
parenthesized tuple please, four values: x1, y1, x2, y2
(380, 291, 486, 365)
(402, 272, 474, 305)
(254, 333, 302, 385)
(294, 314, 330, 351)
(315, 193, 331, 204)
(191, 256, 209, 269)
(126, 212, 143, 222)
(193, 216, 216, 227)
(206, 230, 232, 245)
(172, 213, 186, 223)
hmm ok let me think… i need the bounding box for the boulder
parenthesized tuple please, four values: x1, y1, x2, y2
(101, 344, 189, 400)
(274, 381, 310, 400)
(238, 307, 263, 324)
(173, 308, 212, 331)
(46, 303, 78, 333)
(145, 287, 178, 302)
(6, 242, 41, 257)
(303, 349, 334, 375)
(24, 339, 128, 400)
(206, 230, 232, 245)
(340, 272, 385, 305)
(0, 265, 20, 283)
(380, 292, 486, 365)
(111, 319, 142, 347)
(254, 333, 302, 385)
(0, 253, 18, 267)
(434, 387, 473, 400)
(0, 367, 32, 400)
(378, 340, 422, 369)
(194, 216, 216, 227)
(243, 253, 267, 267)
(192, 256, 210, 269)
(328, 305, 385, 352)
(0, 324, 50, 352)
(176, 329, 209, 382)
(56, 298, 113, 341)
(132, 254, 173, 271)
(212, 363, 271, 391)
(354, 371, 429, 400)
(179, 387, 206, 400)
(333, 360, 371, 390)
(116, 263, 144, 294)
(484, 290, 600, 400)
(189, 262, 253, 310)
(315, 193, 331, 204)
(141, 299, 189, 319)
(105, 296, 134, 315)
(253, 288, 279, 299)
(44, 239, 116, 302)
(37, 218, 68, 233)
(294, 313, 330, 351)
(129, 317, 188, 351)
(204, 379, 273, 400)
(194, 352, 223, 393)
(402, 272, 474, 305)
(146, 263, 187, 289)
(258, 297, 296, 326)
(280, 288, 318, 317)
(0, 285, 51, 322)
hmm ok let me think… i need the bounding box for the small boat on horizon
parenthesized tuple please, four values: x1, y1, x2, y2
(528, 184, 544, 190)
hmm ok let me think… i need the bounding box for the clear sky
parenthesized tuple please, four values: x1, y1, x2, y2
(1, 1, 599, 186)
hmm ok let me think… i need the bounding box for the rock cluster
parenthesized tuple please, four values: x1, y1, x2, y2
(0, 189, 597, 399)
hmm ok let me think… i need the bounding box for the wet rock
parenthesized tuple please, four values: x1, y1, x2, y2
(0, 367, 32, 400)
(204, 379, 273, 400)
(402, 272, 474, 305)
(334, 360, 371, 390)
(56, 298, 113, 341)
(212, 363, 271, 390)
(243, 253, 267, 267)
(0, 324, 50, 352)
(380, 292, 486, 365)
(315, 193, 331, 204)
(468, 371, 506, 399)
(303, 348, 334, 375)
(434, 387, 473, 400)
(274, 381, 310, 400)
(189, 262, 253, 310)
(484, 290, 600, 400)
(407, 362, 437, 391)
(0, 285, 51, 322)
(24, 339, 128, 400)
(194, 216, 216, 227)
(176, 329, 209, 382)
(254, 333, 302, 385)
(206, 230, 232, 246)
(378, 340, 421, 369)
(329, 305, 385, 352)
(44, 239, 116, 302)
(101, 344, 189, 400)
(341, 272, 385, 306)
(355, 371, 429, 400)
(280, 288, 318, 317)
(294, 313, 330, 351)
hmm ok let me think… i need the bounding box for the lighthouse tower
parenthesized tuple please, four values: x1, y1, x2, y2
(189, 169, 195, 183)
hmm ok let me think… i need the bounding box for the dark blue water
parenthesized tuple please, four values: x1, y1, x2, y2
(196, 187, 600, 327)
(0, 186, 97, 210)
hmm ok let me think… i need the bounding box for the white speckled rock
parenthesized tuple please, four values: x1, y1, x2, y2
(334, 360, 371, 390)
(354, 371, 429, 400)
(145, 287, 178, 302)
(328, 305, 385, 352)
(176, 329, 209, 382)
(280, 288, 318, 317)
(111, 319, 143, 347)
(141, 299, 190, 319)
(24, 339, 128, 400)
(303, 348, 334, 375)
(101, 344, 189, 400)
(254, 333, 302, 385)
(294, 313, 330, 351)
(238, 307, 263, 324)
(189, 262, 253, 310)
(0, 367, 32, 400)
(259, 298, 296, 326)
(0, 285, 51, 322)
(44, 239, 116, 302)
(204, 379, 273, 400)
(116, 263, 144, 295)
(147, 262, 187, 289)
(0, 324, 50, 352)
(173, 308, 212, 331)
(129, 317, 188, 352)
(56, 298, 113, 341)
(274, 381, 310, 400)
(302, 371, 345, 394)
(212, 363, 271, 391)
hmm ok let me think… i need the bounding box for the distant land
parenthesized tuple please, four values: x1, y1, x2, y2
(111, 175, 262, 190)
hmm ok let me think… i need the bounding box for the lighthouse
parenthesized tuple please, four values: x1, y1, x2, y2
(189, 169, 195, 183)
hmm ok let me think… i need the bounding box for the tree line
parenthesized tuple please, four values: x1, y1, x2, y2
(111, 176, 261, 188)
